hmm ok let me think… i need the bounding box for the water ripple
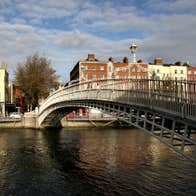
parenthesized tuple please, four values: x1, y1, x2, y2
(0, 128, 195, 195)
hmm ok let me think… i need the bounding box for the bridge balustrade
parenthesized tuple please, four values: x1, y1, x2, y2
(39, 79, 196, 123)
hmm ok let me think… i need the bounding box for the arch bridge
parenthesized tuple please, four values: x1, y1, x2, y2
(38, 79, 196, 162)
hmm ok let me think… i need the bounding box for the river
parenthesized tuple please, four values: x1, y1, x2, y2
(0, 127, 196, 196)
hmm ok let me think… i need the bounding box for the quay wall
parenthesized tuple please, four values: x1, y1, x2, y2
(0, 113, 118, 129)
(61, 120, 114, 128)
(61, 117, 118, 128)
(0, 112, 39, 129)
(0, 120, 24, 128)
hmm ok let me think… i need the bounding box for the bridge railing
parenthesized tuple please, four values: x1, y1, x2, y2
(39, 79, 196, 122)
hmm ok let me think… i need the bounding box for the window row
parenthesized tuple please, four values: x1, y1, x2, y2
(81, 66, 105, 71)
(83, 74, 105, 79)
(174, 70, 184, 74)
(188, 70, 196, 75)
(154, 69, 184, 74)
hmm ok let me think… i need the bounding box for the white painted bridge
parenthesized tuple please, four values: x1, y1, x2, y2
(38, 78, 196, 162)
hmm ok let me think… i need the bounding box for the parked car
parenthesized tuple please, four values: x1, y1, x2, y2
(10, 112, 22, 119)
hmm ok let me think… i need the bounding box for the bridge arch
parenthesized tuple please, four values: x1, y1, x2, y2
(38, 79, 196, 162)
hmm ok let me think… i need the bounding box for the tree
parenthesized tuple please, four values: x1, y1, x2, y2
(14, 53, 59, 110)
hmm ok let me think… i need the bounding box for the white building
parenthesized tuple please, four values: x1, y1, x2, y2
(0, 62, 9, 116)
(148, 58, 187, 80)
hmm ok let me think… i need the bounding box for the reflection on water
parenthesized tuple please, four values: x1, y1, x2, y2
(0, 128, 196, 195)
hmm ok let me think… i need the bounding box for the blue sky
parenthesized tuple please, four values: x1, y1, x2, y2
(0, 0, 196, 82)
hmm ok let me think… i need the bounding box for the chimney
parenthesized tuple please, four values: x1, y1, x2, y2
(123, 57, 128, 63)
(175, 61, 182, 66)
(108, 57, 113, 62)
(87, 53, 95, 61)
(154, 58, 163, 65)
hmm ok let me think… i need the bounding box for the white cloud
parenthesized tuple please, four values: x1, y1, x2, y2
(0, 21, 131, 80)
(144, 0, 196, 14)
(138, 13, 196, 63)
(13, 0, 82, 19)
(0, 0, 196, 82)
(11, 18, 26, 24)
(73, 4, 154, 33)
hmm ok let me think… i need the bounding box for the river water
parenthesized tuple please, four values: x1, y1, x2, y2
(0, 127, 196, 196)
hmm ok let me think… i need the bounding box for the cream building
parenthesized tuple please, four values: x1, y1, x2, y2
(148, 58, 187, 80)
(169, 65, 187, 81)
(148, 64, 171, 80)
(0, 62, 9, 116)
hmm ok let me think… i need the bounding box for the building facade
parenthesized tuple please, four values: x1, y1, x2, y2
(114, 61, 148, 79)
(70, 54, 108, 82)
(148, 58, 189, 81)
(187, 66, 196, 81)
(0, 62, 9, 116)
(70, 53, 196, 83)
(70, 54, 149, 82)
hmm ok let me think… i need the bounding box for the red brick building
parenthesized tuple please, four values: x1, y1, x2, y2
(114, 61, 148, 79)
(70, 54, 108, 82)
(70, 54, 148, 82)
(187, 65, 196, 95)
(187, 65, 196, 81)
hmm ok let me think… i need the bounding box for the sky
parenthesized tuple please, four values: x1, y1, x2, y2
(0, 0, 196, 82)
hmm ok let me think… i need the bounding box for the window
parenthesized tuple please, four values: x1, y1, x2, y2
(83, 74, 87, 79)
(92, 66, 96, 70)
(174, 70, 177, 74)
(92, 74, 96, 79)
(180, 70, 183, 74)
(100, 66, 104, 70)
(157, 69, 160, 73)
(81, 65, 87, 70)
(143, 68, 147, 72)
(100, 74, 104, 79)
(115, 67, 119, 72)
(122, 75, 126, 79)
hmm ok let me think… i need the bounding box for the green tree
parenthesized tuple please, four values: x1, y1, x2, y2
(14, 53, 59, 109)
